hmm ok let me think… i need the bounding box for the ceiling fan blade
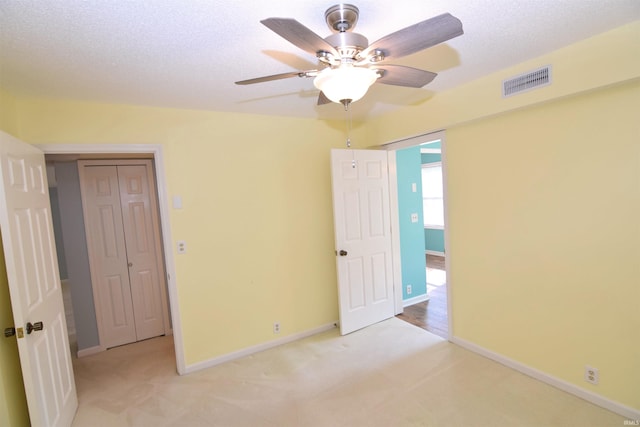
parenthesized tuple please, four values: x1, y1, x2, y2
(374, 65, 437, 88)
(317, 91, 331, 105)
(235, 70, 317, 85)
(261, 18, 339, 58)
(360, 13, 463, 62)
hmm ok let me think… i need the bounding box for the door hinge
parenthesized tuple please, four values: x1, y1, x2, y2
(16, 327, 24, 339)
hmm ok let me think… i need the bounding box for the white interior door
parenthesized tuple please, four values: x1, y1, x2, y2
(0, 131, 77, 426)
(331, 149, 395, 335)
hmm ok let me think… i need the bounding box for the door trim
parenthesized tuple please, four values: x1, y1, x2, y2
(36, 144, 186, 374)
(386, 150, 404, 315)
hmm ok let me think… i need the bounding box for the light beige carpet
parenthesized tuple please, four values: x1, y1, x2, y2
(72, 318, 624, 426)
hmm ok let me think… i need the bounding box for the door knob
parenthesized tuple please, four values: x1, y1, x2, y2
(339, 250, 348, 256)
(26, 322, 43, 335)
(4, 327, 15, 338)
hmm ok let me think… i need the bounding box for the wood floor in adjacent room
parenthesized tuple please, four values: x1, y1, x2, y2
(397, 254, 448, 338)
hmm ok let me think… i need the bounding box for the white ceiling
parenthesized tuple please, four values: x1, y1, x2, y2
(1, 1, 638, 120)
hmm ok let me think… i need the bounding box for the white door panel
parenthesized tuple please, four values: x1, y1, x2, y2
(117, 164, 165, 340)
(80, 165, 137, 348)
(331, 149, 395, 335)
(0, 131, 77, 426)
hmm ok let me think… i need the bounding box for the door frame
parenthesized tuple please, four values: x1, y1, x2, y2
(36, 143, 186, 374)
(382, 130, 453, 339)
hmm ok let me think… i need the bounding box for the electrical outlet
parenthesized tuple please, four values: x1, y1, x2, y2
(584, 365, 599, 385)
(273, 322, 281, 334)
(407, 285, 412, 295)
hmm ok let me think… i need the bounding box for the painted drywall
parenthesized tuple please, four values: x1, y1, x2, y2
(368, 23, 640, 410)
(446, 80, 640, 410)
(424, 228, 445, 254)
(366, 21, 640, 144)
(395, 146, 427, 300)
(420, 153, 441, 164)
(8, 98, 360, 365)
(0, 87, 20, 137)
(54, 162, 100, 351)
(48, 188, 68, 280)
(0, 232, 30, 427)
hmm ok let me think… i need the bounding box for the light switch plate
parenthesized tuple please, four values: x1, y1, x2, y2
(411, 213, 419, 223)
(411, 183, 417, 192)
(173, 195, 183, 209)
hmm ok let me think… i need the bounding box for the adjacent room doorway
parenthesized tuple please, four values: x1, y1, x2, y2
(385, 131, 451, 339)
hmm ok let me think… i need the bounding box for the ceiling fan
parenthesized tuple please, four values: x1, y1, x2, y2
(235, 4, 463, 108)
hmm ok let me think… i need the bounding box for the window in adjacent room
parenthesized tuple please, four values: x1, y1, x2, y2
(421, 162, 444, 228)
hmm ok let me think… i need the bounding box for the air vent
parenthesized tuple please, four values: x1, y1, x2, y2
(502, 66, 551, 97)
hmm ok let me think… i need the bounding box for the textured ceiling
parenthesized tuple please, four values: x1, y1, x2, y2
(1, 1, 639, 120)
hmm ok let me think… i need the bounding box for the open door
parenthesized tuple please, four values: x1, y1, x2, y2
(0, 131, 77, 426)
(331, 149, 395, 335)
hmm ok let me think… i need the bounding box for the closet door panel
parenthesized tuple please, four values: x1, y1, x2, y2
(117, 164, 165, 340)
(80, 165, 137, 348)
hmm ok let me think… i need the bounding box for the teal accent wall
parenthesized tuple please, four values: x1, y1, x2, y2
(423, 140, 441, 149)
(421, 148, 445, 254)
(396, 146, 427, 300)
(424, 228, 445, 253)
(421, 153, 441, 164)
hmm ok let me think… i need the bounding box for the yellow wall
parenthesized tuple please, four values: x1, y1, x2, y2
(369, 22, 640, 409)
(0, 232, 30, 427)
(10, 99, 364, 364)
(366, 21, 640, 144)
(447, 80, 640, 409)
(0, 87, 20, 137)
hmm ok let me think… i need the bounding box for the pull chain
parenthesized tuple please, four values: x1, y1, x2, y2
(344, 100, 356, 168)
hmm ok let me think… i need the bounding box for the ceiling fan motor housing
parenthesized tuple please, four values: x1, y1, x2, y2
(324, 32, 369, 61)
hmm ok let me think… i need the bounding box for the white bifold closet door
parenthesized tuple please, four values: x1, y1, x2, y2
(79, 160, 167, 349)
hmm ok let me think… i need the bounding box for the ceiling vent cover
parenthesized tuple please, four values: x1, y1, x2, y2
(502, 66, 551, 97)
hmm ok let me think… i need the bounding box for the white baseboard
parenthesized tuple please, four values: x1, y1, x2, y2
(183, 322, 338, 375)
(403, 294, 429, 307)
(425, 250, 445, 257)
(77, 345, 103, 358)
(451, 336, 640, 420)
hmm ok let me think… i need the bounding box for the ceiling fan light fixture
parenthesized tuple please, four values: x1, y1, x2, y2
(313, 65, 378, 104)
